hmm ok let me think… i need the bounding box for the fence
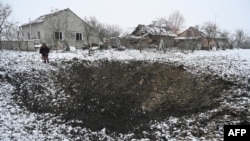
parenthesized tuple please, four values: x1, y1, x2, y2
(1, 41, 36, 51)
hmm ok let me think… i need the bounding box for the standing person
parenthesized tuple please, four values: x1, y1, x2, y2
(39, 43, 50, 63)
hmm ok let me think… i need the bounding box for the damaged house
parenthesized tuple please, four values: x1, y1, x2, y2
(128, 24, 176, 48)
(176, 27, 229, 50)
(175, 27, 206, 50)
(20, 8, 99, 49)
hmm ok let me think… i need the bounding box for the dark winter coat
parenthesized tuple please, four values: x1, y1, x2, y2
(39, 46, 50, 56)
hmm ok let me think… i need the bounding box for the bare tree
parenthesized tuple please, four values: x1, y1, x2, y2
(96, 23, 107, 42)
(151, 17, 177, 31)
(1, 21, 22, 51)
(228, 34, 236, 49)
(168, 11, 185, 32)
(16, 27, 23, 51)
(191, 25, 203, 52)
(220, 30, 230, 40)
(202, 22, 219, 50)
(2, 22, 17, 40)
(85, 16, 122, 43)
(83, 17, 95, 46)
(235, 29, 247, 49)
(85, 17, 106, 42)
(219, 30, 230, 49)
(0, 2, 12, 51)
(105, 25, 122, 38)
(1, 21, 14, 41)
(119, 32, 130, 47)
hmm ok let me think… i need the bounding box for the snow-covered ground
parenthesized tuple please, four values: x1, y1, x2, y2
(0, 48, 250, 140)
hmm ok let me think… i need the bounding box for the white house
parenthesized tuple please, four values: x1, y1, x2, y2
(20, 8, 99, 49)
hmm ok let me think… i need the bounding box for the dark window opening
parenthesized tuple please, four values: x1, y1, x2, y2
(55, 32, 63, 40)
(27, 33, 30, 40)
(76, 33, 83, 41)
(37, 31, 41, 39)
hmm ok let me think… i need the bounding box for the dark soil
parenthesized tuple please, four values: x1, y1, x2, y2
(54, 60, 230, 133)
(9, 60, 233, 134)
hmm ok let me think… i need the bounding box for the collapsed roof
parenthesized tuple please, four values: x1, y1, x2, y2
(130, 24, 177, 38)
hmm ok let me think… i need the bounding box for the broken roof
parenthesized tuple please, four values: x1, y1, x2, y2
(21, 8, 71, 27)
(177, 27, 206, 37)
(131, 24, 176, 37)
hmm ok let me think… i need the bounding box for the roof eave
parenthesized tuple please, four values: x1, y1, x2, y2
(21, 21, 44, 27)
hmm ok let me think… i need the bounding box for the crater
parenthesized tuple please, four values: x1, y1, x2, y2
(10, 60, 231, 134)
(54, 60, 229, 133)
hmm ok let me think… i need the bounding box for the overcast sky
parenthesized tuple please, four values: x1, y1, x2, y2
(2, 0, 250, 33)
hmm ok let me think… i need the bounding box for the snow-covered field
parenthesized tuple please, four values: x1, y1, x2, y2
(0, 48, 250, 140)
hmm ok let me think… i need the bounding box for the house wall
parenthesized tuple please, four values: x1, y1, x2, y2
(21, 23, 45, 43)
(21, 9, 100, 49)
(43, 9, 99, 48)
(178, 27, 200, 37)
(128, 37, 152, 49)
(201, 38, 230, 49)
(176, 39, 202, 50)
(176, 38, 228, 50)
(153, 36, 175, 47)
(42, 9, 86, 48)
(128, 35, 175, 49)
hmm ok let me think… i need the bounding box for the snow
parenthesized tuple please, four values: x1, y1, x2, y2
(0, 48, 250, 140)
(175, 37, 200, 40)
(143, 25, 176, 37)
(69, 46, 76, 51)
(34, 44, 42, 48)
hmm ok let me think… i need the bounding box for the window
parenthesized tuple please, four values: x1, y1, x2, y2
(55, 32, 63, 40)
(27, 33, 30, 40)
(37, 32, 41, 39)
(37, 31, 41, 39)
(76, 33, 83, 41)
